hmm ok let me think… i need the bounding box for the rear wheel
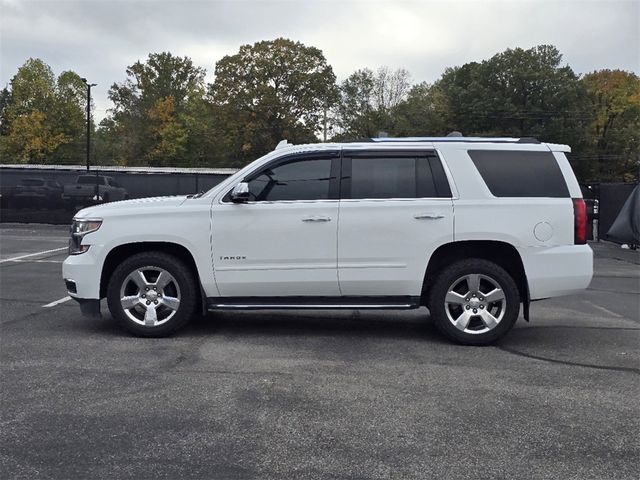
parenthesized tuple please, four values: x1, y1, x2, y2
(428, 258, 520, 345)
(107, 252, 197, 337)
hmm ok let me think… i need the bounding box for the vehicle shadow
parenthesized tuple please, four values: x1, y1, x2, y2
(184, 309, 449, 343)
(87, 308, 450, 344)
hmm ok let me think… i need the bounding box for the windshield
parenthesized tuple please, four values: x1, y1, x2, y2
(199, 150, 278, 197)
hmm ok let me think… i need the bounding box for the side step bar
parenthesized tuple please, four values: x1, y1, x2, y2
(206, 296, 421, 311)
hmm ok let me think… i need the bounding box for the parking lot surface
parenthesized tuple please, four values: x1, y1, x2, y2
(1, 223, 638, 479)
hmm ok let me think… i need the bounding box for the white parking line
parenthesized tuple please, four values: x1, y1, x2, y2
(584, 300, 623, 319)
(0, 247, 67, 264)
(10, 259, 63, 264)
(43, 296, 72, 308)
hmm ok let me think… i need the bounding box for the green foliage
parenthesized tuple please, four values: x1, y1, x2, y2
(390, 82, 449, 137)
(0, 58, 86, 164)
(2, 44, 638, 181)
(332, 67, 411, 139)
(104, 52, 206, 166)
(209, 38, 338, 165)
(581, 70, 640, 181)
(434, 45, 592, 141)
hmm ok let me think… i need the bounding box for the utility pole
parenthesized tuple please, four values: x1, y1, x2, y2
(323, 107, 327, 143)
(81, 78, 97, 171)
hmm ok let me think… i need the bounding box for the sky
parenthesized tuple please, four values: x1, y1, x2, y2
(1, 0, 638, 120)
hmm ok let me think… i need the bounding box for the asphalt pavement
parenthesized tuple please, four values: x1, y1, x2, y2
(1, 223, 638, 479)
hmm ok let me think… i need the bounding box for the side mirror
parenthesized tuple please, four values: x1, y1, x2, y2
(230, 182, 251, 203)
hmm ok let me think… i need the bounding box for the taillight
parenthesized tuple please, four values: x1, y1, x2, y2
(573, 198, 587, 245)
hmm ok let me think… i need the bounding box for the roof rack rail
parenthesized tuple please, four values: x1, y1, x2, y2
(344, 138, 375, 143)
(366, 136, 541, 144)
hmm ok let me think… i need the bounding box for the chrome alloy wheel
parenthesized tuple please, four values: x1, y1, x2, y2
(119, 267, 181, 327)
(443, 273, 506, 334)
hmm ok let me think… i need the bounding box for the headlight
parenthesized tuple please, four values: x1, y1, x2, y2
(69, 218, 102, 255)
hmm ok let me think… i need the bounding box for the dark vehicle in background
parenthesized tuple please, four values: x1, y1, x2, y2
(63, 175, 128, 209)
(11, 178, 63, 208)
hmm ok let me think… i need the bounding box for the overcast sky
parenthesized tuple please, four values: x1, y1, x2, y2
(1, 0, 638, 120)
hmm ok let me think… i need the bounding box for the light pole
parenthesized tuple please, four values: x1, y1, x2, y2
(81, 78, 97, 171)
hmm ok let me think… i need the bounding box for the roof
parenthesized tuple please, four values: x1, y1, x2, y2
(274, 136, 571, 153)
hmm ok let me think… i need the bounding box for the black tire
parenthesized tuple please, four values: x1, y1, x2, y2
(428, 258, 520, 345)
(106, 251, 197, 337)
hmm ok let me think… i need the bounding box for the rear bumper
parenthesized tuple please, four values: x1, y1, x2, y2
(519, 244, 593, 300)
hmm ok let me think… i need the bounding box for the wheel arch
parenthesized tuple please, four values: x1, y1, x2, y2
(100, 242, 200, 300)
(422, 240, 529, 319)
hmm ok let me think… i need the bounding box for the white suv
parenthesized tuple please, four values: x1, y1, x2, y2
(62, 137, 593, 345)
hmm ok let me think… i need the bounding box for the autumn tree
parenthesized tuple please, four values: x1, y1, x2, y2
(209, 38, 338, 165)
(105, 52, 206, 165)
(581, 70, 640, 181)
(0, 58, 86, 164)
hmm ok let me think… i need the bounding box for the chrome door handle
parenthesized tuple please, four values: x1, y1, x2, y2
(413, 213, 444, 220)
(302, 215, 332, 222)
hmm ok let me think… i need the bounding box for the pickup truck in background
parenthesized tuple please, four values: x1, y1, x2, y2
(12, 178, 64, 208)
(63, 175, 128, 209)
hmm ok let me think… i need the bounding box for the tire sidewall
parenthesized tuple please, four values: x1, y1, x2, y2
(107, 252, 197, 337)
(429, 259, 520, 345)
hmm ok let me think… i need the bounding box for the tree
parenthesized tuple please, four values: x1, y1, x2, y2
(581, 70, 640, 181)
(209, 38, 338, 164)
(332, 67, 411, 139)
(53, 70, 88, 163)
(391, 81, 449, 136)
(332, 68, 377, 139)
(373, 66, 412, 113)
(0, 58, 85, 164)
(435, 45, 591, 141)
(105, 52, 206, 165)
(147, 96, 188, 166)
(3, 110, 68, 163)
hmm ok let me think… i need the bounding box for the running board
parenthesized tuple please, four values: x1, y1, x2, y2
(206, 296, 421, 311)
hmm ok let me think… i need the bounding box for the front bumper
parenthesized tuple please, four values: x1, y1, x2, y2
(73, 297, 101, 317)
(62, 244, 104, 301)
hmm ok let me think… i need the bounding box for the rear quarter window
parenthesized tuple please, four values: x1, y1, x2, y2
(468, 150, 569, 198)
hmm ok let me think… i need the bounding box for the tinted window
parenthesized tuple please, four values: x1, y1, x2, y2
(248, 158, 332, 201)
(469, 150, 569, 197)
(77, 176, 106, 185)
(349, 156, 442, 199)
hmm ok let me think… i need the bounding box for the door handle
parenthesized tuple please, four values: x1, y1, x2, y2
(302, 215, 332, 222)
(413, 213, 444, 220)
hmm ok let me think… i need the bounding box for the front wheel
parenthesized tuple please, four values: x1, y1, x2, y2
(428, 259, 520, 345)
(107, 252, 197, 337)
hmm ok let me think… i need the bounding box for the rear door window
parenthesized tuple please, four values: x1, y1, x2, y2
(343, 151, 451, 199)
(468, 150, 569, 197)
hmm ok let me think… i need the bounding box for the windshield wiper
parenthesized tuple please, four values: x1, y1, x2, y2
(187, 191, 205, 199)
